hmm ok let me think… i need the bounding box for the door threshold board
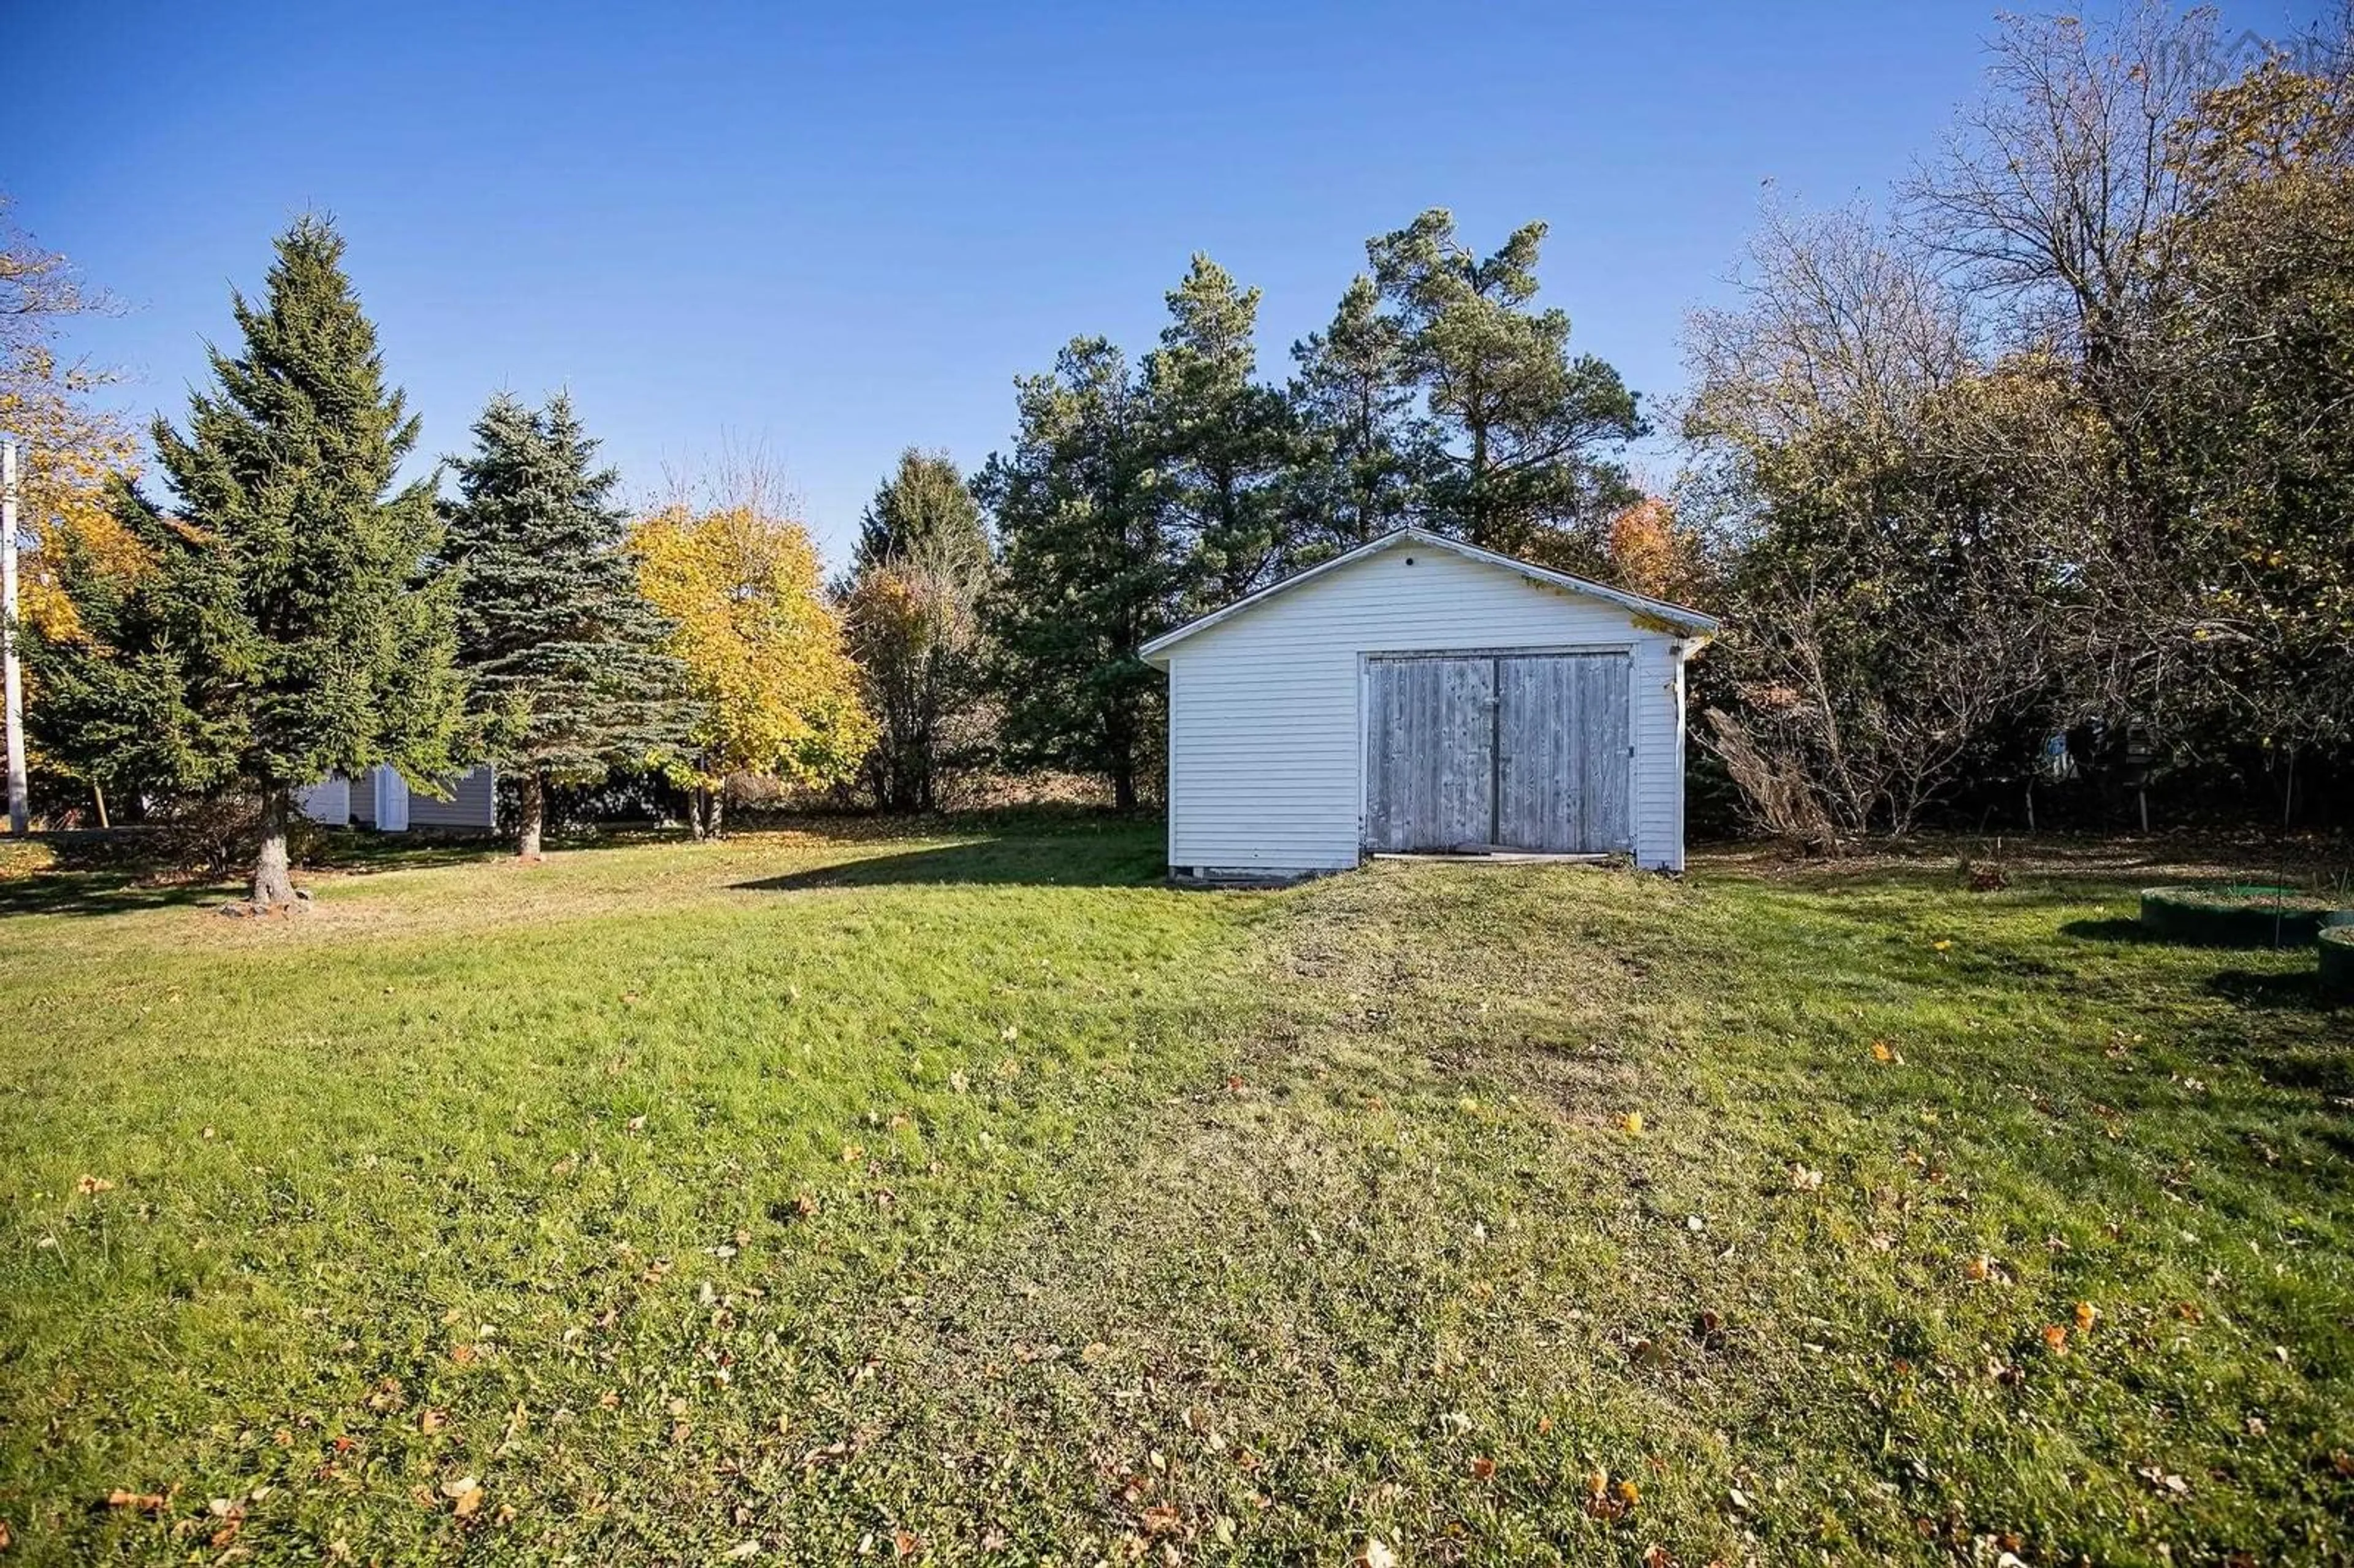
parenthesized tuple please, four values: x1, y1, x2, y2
(1369, 850, 1620, 865)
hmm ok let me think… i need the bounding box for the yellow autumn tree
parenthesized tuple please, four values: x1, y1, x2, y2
(1, 196, 142, 641)
(1604, 495, 1704, 606)
(630, 501, 872, 835)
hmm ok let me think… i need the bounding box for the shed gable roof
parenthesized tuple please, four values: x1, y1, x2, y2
(1139, 527, 1719, 664)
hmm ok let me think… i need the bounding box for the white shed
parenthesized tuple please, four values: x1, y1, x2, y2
(298, 764, 498, 833)
(1140, 528, 1718, 879)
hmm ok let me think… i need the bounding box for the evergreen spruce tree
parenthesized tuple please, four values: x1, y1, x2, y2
(443, 392, 695, 855)
(977, 337, 1173, 810)
(840, 450, 994, 810)
(32, 215, 462, 906)
(848, 448, 990, 579)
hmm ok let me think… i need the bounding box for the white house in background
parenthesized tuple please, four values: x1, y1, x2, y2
(1140, 527, 1720, 881)
(297, 764, 498, 832)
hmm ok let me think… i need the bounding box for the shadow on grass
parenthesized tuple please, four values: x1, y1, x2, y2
(2059, 916, 2155, 944)
(736, 835, 1167, 892)
(0, 871, 234, 918)
(0, 830, 521, 919)
(303, 832, 517, 878)
(2207, 969, 2330, 1013)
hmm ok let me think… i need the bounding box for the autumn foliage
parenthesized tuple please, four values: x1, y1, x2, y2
(630, 503, 872, 815)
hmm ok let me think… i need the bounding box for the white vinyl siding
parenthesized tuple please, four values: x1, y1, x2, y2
(1160, 544, 1695, 875)
(297, 764, 497, 832)
(295, 775, 350, 827)
(408, 765, 498, 829)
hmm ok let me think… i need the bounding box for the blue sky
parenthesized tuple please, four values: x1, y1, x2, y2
(11, 0, 2329, 563)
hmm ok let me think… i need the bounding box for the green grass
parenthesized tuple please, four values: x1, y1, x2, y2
(2, 821, 2349, 1564)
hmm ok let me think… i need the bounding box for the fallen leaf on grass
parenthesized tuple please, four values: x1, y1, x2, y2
(1582, 1470, 1637, 1520)
(1468, 1456, 1496, 1480)
(418, 1410, 449, 1434)
(724, 1543, 761, 1561)
(1788, 1164, 1823, 1192)
(2135, 1466, 2189, 1496)
(1870, 1041, 1899, 1063)
(1355, 1539, 1397, 1568)
(75, 1174, 115, 1195)
(105, 1490, 167, 1512)
(1138, 1504, 1181, 1536)
(441, 1477, 486, 1517)
(2041, 1325, 2070, 1357)
(1620, 1111, 1644, 1135)
(2074, 1301, 2100, 1332)
(894, 1529, 921, 1556)
(625, 1115, 647, 1134)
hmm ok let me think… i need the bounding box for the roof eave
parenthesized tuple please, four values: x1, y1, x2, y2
(1138, 527, 1721, 662)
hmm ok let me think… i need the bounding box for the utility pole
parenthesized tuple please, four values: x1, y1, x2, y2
(2, 438, 26, 835)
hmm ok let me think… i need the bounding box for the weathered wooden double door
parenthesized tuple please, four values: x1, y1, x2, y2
(1362, 652, 1631, 854)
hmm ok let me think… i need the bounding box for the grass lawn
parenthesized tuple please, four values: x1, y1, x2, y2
(1, 818, 2348, 1564)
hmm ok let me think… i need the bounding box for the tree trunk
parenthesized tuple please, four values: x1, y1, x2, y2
(1112, 763, 1137, 813)
(689, 785, 725, 840)
(253, 789, 298, 908)
(518, 769, 546, 858)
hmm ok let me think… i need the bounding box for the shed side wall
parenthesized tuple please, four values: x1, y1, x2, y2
(1164, 547, 1688, 873)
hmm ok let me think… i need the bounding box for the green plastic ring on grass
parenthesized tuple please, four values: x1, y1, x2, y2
(2322, 927, 2354, 1005)
(2138, 885, 2353, 950)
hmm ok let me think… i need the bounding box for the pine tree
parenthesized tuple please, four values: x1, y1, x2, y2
(1143, 256, 1294, 608)
(32, 215, 462, 905)
(977, 337, 1173, 810)
(443, 392, 695, 854)
(1368, 209, 1644, 560)
(1288, 274, 1428, 554)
